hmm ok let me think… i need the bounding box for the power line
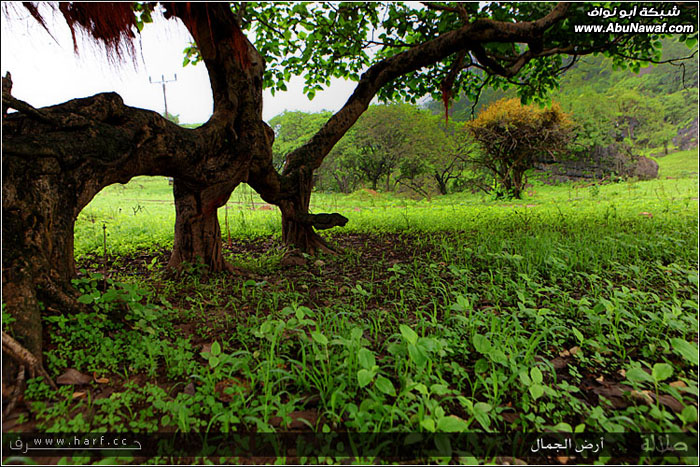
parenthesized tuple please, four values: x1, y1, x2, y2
(149, 74, 177, 118)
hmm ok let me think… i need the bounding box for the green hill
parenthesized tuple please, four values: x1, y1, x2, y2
(427, 38, 698, 155)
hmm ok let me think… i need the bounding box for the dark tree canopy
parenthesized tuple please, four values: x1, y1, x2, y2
(2, 1, 697, 380)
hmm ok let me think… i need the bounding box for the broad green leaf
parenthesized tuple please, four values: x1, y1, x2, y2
(651, 363, 673, 382)
(529, 384, 545, 400)
(404, 432, 424, 444)
(211, 341, 221, 356)
(551, 422, 573, 432)
(430, 383, 450, 396)
(357, 348, 375, 370)
(408, 343, 428, 367)
(374, 375, 396, 396)
(350, 327, 363, 341)
(472, 334, 491, 354)
(208, 356, 220, 368)
(399, 324, 418, 345)
(626, 367, 653, 384)
(434, 434, 452, 457)
(311, 331, 328, 346)
(420, 418, 435, 432)
(77, 294, 95, 304)
(530, 367, 543, 385)
(357, 369, 374, 388)
(490, 348, 509, 365)
(473, 402, 492, 430)
(519, 370, 532, 386)
(670, 338, 698, 366)
(437, 415, 469, 432)
(413, 382, 428, 395)
(680, 405, 698, 424)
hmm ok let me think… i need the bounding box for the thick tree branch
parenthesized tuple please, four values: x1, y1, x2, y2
(280, 2, 572, 180)
(422, 2, 470, 23)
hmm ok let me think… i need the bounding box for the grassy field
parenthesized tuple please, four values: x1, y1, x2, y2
(7, 150, 698, 464)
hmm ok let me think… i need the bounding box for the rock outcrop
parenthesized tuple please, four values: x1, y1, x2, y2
(535, 143, 658, 183)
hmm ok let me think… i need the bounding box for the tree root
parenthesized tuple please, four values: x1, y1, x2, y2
(38, 277, 85, 314)
(311, 234, 341, 255)
(3, 364, 26, 417)
(2, 331, 57, 392)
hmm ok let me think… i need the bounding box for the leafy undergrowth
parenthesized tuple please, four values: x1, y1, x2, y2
(4, 207, 698, 464)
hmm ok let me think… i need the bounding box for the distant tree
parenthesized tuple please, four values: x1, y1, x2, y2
(270, 111, 332, 171)
(346, 104, 417, 191)
(467, 99, 574, 199)
(317, 134, 363, 194)
(430, 121, 478, 195)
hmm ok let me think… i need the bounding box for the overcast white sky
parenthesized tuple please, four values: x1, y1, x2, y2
(1, 4, 358, 124)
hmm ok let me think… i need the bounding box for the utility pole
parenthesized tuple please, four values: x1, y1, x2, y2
(149, 74, 177, 118)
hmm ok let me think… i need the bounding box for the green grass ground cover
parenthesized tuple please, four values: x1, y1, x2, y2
(6, 150, 698, 464)
(75, 149, 699, 258)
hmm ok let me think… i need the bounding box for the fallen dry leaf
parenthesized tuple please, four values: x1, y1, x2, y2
(57, 369, 92, 385)
(72, 391, 86, 399)
(639, 212, 653, 217)
(569, 346, 581, 356)
(590, 381, 633, 409)
(93, 373, 110, 384)
(500, 412, 519, 424)
(656, 394, 685, 413)
(269, 410, 318, 429)
(551, 357, 568, 370)
(630, 390, 655, 404)
(183, 382, 196, 395)
(595, 375, 604, 383)
(670, 380, 687, 388)
(559, 349, 571, 357)
(281, 256, 306, 267)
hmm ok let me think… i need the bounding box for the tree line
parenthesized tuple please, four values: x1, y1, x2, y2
(272, 37, 697, 200)
(271, 99, 573, 199)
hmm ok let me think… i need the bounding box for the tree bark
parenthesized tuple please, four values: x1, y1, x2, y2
(168, 180, 236, 272)
(279, 170, 334, 253)
(435, 173, 448, 195)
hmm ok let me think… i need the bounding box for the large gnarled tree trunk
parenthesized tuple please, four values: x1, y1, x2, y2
(168, 180, 237, 271)
(1, 91, 206, 377)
